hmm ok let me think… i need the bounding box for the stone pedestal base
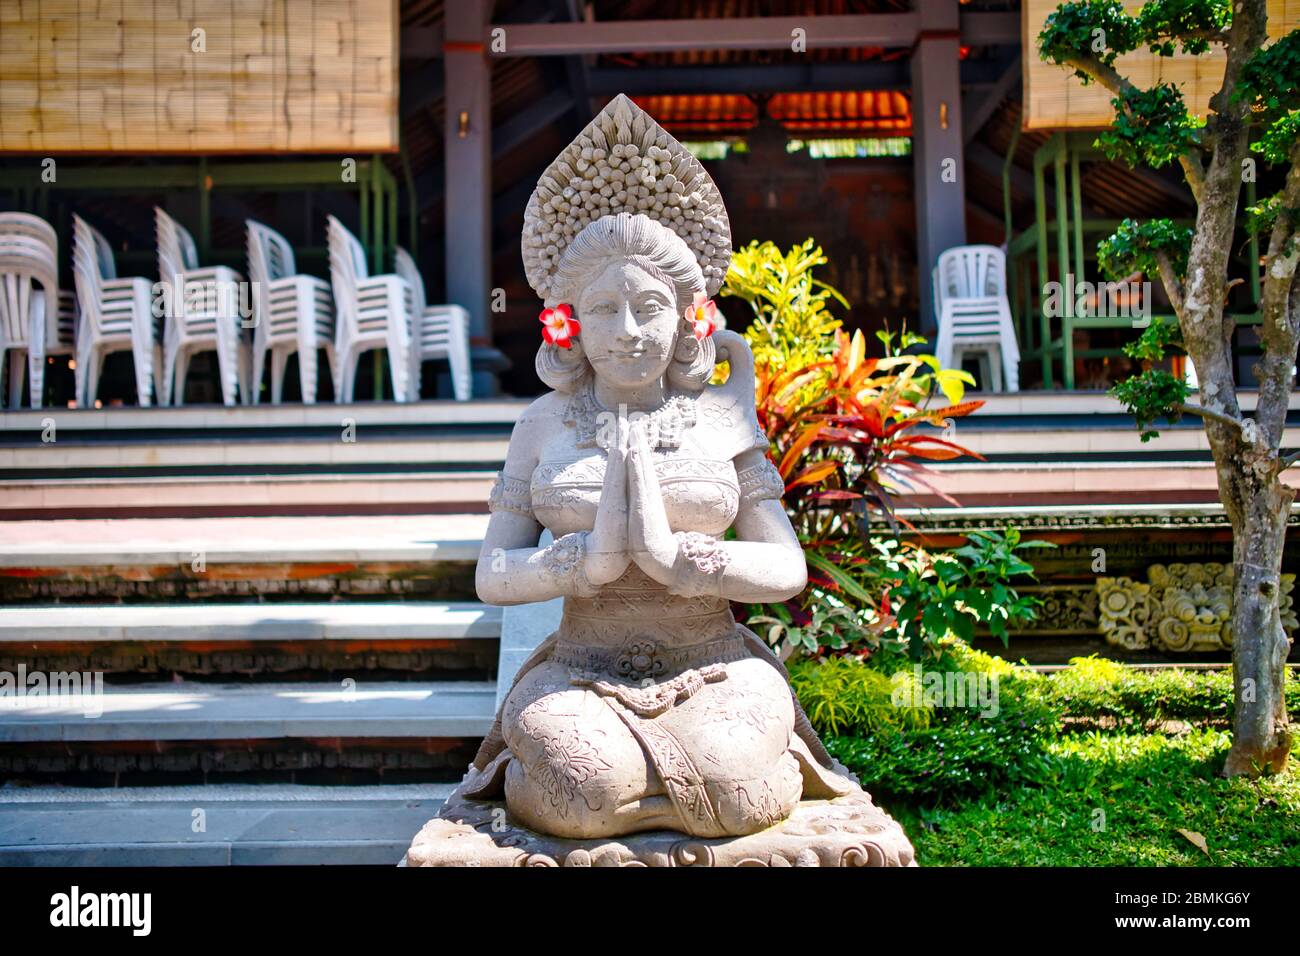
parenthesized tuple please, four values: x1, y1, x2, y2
(404, 790, 916, 867)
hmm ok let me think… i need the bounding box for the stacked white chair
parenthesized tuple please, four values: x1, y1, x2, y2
(932, 244, 1020, 393)
(245, 219, 336, 404)
(154, 207, 249, 406)
(0, 213, 60, 407)
(70, 215, 158, 407)
(394, 246, 471, 401)
(325, 216, 415, 402)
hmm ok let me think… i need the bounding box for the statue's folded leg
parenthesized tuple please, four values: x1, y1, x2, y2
(468, 633, 559, 772)
(736, 624, 861, 787)
(461, 747, 511, 800)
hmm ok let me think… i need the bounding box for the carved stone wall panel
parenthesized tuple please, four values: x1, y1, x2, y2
(1097, 563, 1297, 653)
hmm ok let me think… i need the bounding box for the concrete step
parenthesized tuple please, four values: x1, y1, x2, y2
(0, 782, 453, 865)
(0, 472, 497, 519)
(0, 514, 488, 568)
(0, 400, 525, 488)
(0, 679, 497, 741)
(0, 514, 488, 605)
(0, 602, 501, 643)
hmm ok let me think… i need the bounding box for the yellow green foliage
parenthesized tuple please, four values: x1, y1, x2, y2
(786, 655, 933, 736)
(722, 238, 847, 391)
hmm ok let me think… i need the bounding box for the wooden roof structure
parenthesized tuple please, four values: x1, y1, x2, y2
(0, 0, 1214, 395)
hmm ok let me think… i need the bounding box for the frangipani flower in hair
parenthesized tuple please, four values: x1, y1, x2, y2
(685, 292, 718, 340)
(540, 303, 580, 349)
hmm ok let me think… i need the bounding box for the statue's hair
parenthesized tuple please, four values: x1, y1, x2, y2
(536, 213, 716, 393)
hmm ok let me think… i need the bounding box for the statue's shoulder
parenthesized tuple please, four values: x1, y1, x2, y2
(515, 390, 567, 429)
(694, 386, 768, 462)
(506, 391, 568, 463)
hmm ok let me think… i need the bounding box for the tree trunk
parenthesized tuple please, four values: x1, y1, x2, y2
(1223, 468, 1295, 776)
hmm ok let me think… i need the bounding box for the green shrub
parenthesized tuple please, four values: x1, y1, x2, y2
(793, 645, 1298, 806)
(827, 711, 1062, 804)
(797, 648, 1060, 802)
(1042, 656, 1300, 728)
(787, 656, 932, 736)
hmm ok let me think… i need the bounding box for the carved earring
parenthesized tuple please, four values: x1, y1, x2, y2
(674, 320, 701, 363)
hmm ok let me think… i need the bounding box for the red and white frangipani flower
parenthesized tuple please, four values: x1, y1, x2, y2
(539, 303, 580, 349)
(684, 292, 718, 340)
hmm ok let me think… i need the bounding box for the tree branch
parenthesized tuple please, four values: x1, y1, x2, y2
(1062, 54, 1133, 98)
(1062, 53, 1206, 202)
(1282, 449, 1300, 469)
(1253, 145, 1300, 449)
(1259, 150, 1300, 341)
(1153, 249, 1187, 315)
(1176, 402, 1244, 431)
(1178, 154, 1207, 202)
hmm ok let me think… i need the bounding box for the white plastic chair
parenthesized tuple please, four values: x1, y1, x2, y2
(933, 244, 1020, 392)
(0, 213, 60, 407)
(71, 215, 158, 407)
(0, 215, 78, 379)
(246, 220, 336, 404)
(325, 216, 415, 402)
(393, 246, 471, 401)
(155, 207, 249, 406)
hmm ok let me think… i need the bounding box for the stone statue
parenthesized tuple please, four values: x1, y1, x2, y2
(405, 95, 915, 866)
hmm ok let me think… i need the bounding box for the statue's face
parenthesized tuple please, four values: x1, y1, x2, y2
(577, 260, 678, 389)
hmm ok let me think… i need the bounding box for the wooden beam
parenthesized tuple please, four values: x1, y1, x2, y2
(585, 57, 1010, 97)
(588, 61, 910, 95)
(488, 14, 920, 55)
(415, 92, 575, 213)
(399, 0, 557, 59)
(967, 141, 1034, 197)
(957, 11, 1020, 47)
(962, 53, 1021, 145)
(484, 12, 1019, 56)
(493, 89, 576, 158)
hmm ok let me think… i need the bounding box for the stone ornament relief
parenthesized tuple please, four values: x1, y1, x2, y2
(1097, 563, 1297, 652)
(404, 95, 914, 867)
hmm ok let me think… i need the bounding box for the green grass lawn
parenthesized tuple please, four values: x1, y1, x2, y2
(796, 652, 1299, 866)
(887, 729, 1300, 866)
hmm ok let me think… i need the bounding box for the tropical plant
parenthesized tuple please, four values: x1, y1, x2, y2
(864, 530, 1051, 664)
(1039, 0, 1299, 776)
(721, 238, 1052, 660)
(722, 237, 847, 376)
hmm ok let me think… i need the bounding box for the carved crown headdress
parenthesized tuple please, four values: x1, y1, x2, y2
(522, 94, 733, 302)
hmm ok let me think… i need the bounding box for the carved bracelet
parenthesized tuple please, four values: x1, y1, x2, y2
(670, 531, 731, 598)
(539, 531, 600, 597)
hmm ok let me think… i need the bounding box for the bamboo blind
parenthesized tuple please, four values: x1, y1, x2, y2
(0, 0, 398, 153)
(1022, 0, 1300, 130)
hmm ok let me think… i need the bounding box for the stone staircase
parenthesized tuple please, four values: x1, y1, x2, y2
(0, 513, 512, 864)
(0, 783, 457, 865)
(3, 393, 1293, 863)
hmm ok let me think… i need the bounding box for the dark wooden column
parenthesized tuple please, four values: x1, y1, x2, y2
(910, 0, 967, 336)
(444, 0, 505, 395)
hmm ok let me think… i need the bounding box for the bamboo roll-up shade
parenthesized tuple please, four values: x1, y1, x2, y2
(0, 0, 398, 153)
(1022, 0, 1299, 130)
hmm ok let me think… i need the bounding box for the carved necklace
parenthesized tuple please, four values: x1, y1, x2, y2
(563, 378, 698, 451)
